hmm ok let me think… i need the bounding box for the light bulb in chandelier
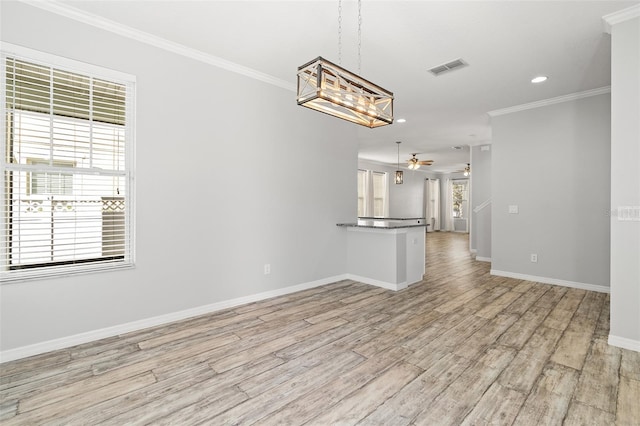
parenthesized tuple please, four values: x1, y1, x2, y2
(408, 158, 421, 170)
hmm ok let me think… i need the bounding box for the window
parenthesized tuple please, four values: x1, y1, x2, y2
(452, 180, 468, 218)
(357, 169, 388, 217)
(357, 170, 366, 217)
(27, 158, 75, 196)
(371, 171, 386, 217)
(1, 45, 135, 282)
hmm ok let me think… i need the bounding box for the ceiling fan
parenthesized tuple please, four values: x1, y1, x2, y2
(407, 154, 434, 170)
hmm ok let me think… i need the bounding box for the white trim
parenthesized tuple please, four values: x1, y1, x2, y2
(603, 5, 640, 34)
(0, 274, 347, 363)
(1, 41, 135, 83)
(487, 87, 611, 117)
(476, 257, 492, 263)
(346, 274, 407, 291)
(490, 269, 610, 293)
(17, 0, 295, 92)
(468, 141, 492, 147)
(473, 198, 492, 214)
(608, 335, 640, 352)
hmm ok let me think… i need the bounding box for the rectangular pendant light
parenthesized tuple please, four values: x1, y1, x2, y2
(395, 170, 404, 184)
(297, 56, 394, 128)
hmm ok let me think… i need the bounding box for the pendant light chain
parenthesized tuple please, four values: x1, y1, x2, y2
(395, 141, 403, 184)
(338, 0, 342, 65)
(296, 0, 394, 128)
(338, 0, 361, 71)
(358, 0, 362, 75)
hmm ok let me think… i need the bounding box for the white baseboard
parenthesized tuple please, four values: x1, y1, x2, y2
(0, 274, 348, 363)
(608, 335, 640, 352)
(490, 269, 610, 293)
(345, 274, 406, 291)
(476, 257, 492, 263)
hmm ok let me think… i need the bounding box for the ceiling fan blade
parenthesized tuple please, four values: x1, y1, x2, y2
(418, 160, 434, 165)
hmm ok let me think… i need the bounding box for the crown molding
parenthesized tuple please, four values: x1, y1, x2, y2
(18, 0, 296, 92)
(468, 140, 492, 147)
(487, 86, 611, 117)
(603, 4, 640, 34)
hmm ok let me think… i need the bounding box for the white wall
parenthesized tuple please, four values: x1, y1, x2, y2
(0, 2, 358, 353)
(470, 145, 492, 259)
(491, 93, 611, 290)
(608, 14, 640, 350)
(358, 159, 438, 218)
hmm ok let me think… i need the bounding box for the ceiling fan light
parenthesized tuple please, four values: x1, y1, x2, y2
(297, 57, 394, 128)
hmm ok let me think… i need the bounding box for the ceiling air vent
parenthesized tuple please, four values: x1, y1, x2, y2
(428, 59, 468, 76)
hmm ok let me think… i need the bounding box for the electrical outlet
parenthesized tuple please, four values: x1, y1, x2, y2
(530, 254, 538, 263)
(509, 205, 519, 214)
(264, 264, 271, 275)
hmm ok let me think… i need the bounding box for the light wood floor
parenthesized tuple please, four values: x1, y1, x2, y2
(1, 232, 639, 425)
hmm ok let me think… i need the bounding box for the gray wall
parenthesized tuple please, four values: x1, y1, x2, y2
(357, 159, 471, 233)
(0, 2, 357, 352)
(357, 159, 438, 218)
(470, 145, 492, 259)
(609, 15, 640, 347)
(491, 93, 611, 289)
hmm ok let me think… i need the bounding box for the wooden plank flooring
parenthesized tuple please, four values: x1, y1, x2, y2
(1, 232, 639, 425)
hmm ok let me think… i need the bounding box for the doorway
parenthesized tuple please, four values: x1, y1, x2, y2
(451, 179, 469, 233)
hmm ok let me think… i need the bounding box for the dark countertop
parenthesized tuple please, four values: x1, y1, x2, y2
(337, 218, 428, 229)
(357, 217, 425, 221)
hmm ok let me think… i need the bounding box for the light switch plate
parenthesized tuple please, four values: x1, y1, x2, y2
(508, 205, 519, 214)
(618, 206, 640, 221)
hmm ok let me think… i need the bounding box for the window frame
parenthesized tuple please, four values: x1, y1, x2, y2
(357, 169, 389, 218)
(26, 158, 76, 196)
(371, 171, 387, 218)
(1, 42, 136, 283)
(451, 179, 468, 219)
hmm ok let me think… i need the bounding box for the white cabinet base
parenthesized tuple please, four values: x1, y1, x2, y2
(345, 226, 426, 291)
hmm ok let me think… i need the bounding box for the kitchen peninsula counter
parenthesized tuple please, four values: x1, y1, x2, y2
(337, 218, 426, 291)
(337, 217, 426, 229)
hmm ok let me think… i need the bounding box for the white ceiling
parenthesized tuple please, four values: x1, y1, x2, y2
(58, 0, 637, 173)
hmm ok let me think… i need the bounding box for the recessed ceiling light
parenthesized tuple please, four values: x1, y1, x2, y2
(531, 76, 548, 83)
(452, 146, 463, 150)
(396, 118, 406, 123)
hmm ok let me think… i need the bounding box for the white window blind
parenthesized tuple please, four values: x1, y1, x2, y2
(372, 171, 386, 217)
(1, 45, 135, 282)
(357, 169, 388, 217)
(357, 169, 367, 217)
